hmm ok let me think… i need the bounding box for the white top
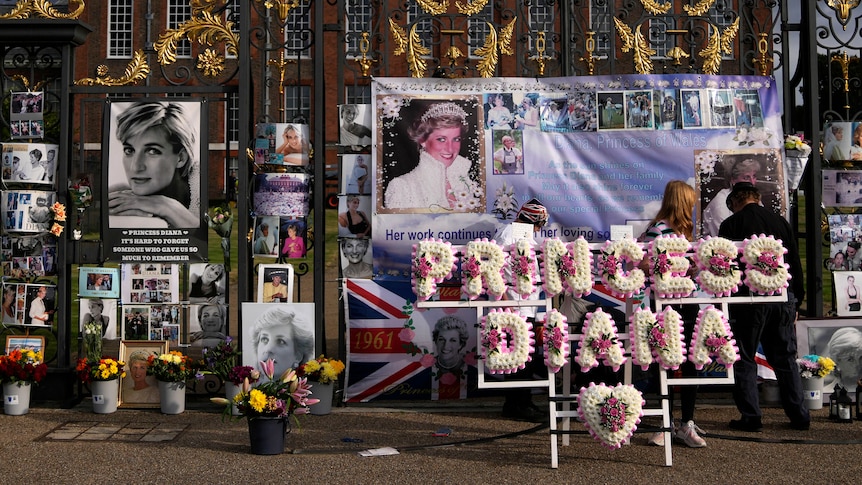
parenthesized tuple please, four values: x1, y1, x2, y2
(384, 151, 474, 211)
(702, 187, 731, 237)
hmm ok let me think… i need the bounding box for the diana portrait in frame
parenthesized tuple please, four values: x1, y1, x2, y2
(119, 340, 169, 408)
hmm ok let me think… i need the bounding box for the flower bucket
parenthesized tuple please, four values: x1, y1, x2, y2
(158, 380, 186, 414)
(801, 377, 823, 410)
(248, 417, 290, 455)
(310, 381, 333, 416)
(3, 381, 31, 415)
(225, 382, 241, 416)
(91, 379, 120, 414)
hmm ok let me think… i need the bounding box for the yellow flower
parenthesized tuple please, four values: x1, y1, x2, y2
(248, 389, 267, 412)
(50, 223, 64, 236)
(304, 360, 321, 374)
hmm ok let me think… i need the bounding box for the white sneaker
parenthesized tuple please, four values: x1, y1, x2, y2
(647, 432, 664, 446)
(674, 420, 707, 448)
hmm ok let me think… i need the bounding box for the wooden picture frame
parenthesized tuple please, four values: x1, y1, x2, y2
(5, 335, 45, 358)
(256, 264, 294, 303)
(118, 340, 168, 408)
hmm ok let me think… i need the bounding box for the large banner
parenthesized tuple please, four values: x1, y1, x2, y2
(371, 75, 785, 280)
(345, 74, 788, 401)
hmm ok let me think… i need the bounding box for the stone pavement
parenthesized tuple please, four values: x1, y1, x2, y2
(3, 394, 862, 484)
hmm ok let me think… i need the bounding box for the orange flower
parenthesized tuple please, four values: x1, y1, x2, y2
(52, 202, 67, 221)
(50, 223, 64, 236)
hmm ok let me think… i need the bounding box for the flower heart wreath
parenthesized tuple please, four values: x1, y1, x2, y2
(577, 383, 644, 449)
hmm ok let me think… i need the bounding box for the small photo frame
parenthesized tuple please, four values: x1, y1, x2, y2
(257, 264, 294, 303)
(339, 104, 373, 147)
(339, 237, 373, 279)
(5, 335, 45, 358)
(253, 123, 310, 167)
(119, 340, 169, 408)
(188, 263, 227, 304)
(121, 263, 179, 304)
(188, 303, 227, 348)
(121, 305, 152, 340)
(78, 267, 120, 298)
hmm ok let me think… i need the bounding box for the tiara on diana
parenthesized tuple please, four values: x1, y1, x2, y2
(420, 102, 468, 123)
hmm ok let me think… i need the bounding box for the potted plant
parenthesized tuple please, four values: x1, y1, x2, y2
(76, 356, 126, 414)
(296, 355, 345, 415)
(0, 349, 48, 415)
(147, 350, 200, 414)
(797, 354, 836, 410)
(211, 359, 318, 455)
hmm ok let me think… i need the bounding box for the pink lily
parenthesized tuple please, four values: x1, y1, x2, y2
(260, 359, 275, 380)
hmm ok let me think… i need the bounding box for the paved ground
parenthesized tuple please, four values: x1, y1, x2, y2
(4, 394, 862, 484)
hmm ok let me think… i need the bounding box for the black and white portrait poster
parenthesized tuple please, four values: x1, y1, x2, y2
(101, 99, 208, 263)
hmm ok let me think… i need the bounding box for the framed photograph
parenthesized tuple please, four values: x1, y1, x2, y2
(253, 123, 310, 166)
(22, 283, 56, 328)
(78, 267, 120, 298)
(5, 335, 45, 357)
(79, 298, 119, 340)
(797, 319, 862, 401)
(252, 172, 310, 217)
(2, 189, 57, 233)
(1, 144, 58, 185)
(681, 89, 705, 129)
(119, 340, 169, 408)
(256, 264, 294, 303)
(241, 302, 315, 380)
(163, 323, 180, 347)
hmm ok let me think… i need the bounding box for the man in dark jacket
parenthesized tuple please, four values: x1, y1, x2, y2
(719, 182, 810, 432)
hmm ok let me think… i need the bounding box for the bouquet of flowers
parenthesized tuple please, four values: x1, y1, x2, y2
(147, 350, 200, 383)
(206, 204, 234, 271)
(201, 337, 241, 382)
(0, 349, 48, 385)
(296, 355, 345, 385)
(212, 359, 319, 420)
(76, 357, 126, 383)
(784, 134, 812, 158)
(797, 354, 835, 379)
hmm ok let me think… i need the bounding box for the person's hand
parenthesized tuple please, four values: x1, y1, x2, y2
(271, 292, 284, 300)
(109, 189, 198, 227)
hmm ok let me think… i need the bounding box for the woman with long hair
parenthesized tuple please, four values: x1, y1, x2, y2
(639, 180, 706, 448)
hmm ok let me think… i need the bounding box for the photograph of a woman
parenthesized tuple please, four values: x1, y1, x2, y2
(274, 124, 310, 166)
(189, 304, 227, 348)
(241, 303, 315, 379)
(338, 195, 371, 238)
(188, 263, 226, 304)
(339, 104, 372, 146)
(106, 100, 202, 229)
(119, 342, 167, 407)
(835, 271, 862, 316)
(280, 219, 306, 259)
(379, 97, 484, 213)
(79, 298, 118, 339)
